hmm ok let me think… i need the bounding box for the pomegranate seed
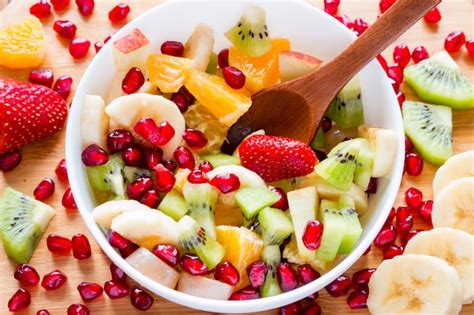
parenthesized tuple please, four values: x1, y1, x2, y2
(76, 0, 94, 16)
(199, 160, 213, 173)
(47, 234, 72, 255)
(326, 275, 352, 297)
(152, 244, 179, 267)
(127, 177, 154, 200)
(389, 77, 400, 92)
(277, 262, 298, 292)
(383, 245, 404, 259)
(298, 264, 320, 285)
(183, 129, 208, 150)
(51, 0, 70, 10)
(37, 310, 51, 315)
(270, 187, 289, 211)
(395, 91, 405, 108)
(110, 263, 127, 282)
(134, 118, 175, 147)
(387, 64, 403, 85)
(396, 206, 414, 236)
(280, 301, 303, 315)
(352, 268, 376, 288)
(303, 303, 322, 315)
(107, 130, 134, 152)
(393, 44, 410, 68)
(405, 152, 423, 176)
(130, 287, 154, 311)
(107, 230, 138, 258)
(108, 3, 130, 23)
(217, 49, 229, 68)
(62, 188, 77, 210)
(69, 38, 91, 59)
(82, 144, 108, 166)
(0, 150, 22, 172)
(120, 146, 142, 166)
(122, 67, 145, 94)
(247, 261, 268, 288)
(53, 20, 77, 39)
(335, 15, 354, 29)
(321, 116, 332, 132)
(223, 66, 246, 89)
(104, 34, 112, 43)
(353, 18, 369, 35)
(94, 41, 104, 53)
(162, 160, 178, 172)
(171, 92, 189, 113)
(174, 146, 195, 170)
(365, 177, 378, 194)
(154, 164, 175, 192)
(302, 220, 324, 250)
(53, 75, 73, 100)
(445, 31, 466, 53)
(417, 200, 433, 224)
(139, 189, 160, 208)
(384, 207, 396, 227)
(14, 264, 40, 286)
(41, 270, 68, 290)
(8, 288, 31, 312)
(33, 178, 55, 200)
(104, 280, 129, 299)
(374, 224, 397, 247)
(210, 173, 240, 193)
(411, 46, 430, 63)
(77, 282, 103, 301)
(187, 169, 209, 184)
(376, 54, 388, 72)
(466, 39, 474, 58)
(71, 233, 91, 260)
(229, 286, 260, 300)
(145, 147, 163, 169)
(215, 261, 240, 286)
(180, 254, 208, 275)
(405, 136, 414, 153)
(405, 187, 423, 208)
(424, 7, 441, 24)
(55, 158, 68, 183)
(160, 41, 184, 57)
(379, 0, 396, 13)
(347, 289, 368, 309)
(29, 68, 54, 88)
(67, 303, 89, 315)
(178, 86, 195, 103)
(30, 0, 51, 19)
(401, 229, 424, 246)
(324, 0, 340, 16)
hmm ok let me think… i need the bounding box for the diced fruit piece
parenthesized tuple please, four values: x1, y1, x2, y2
(184, 23, 215, 72)
(178, 272, 233, 299)
(147, 54, 194, 93)
(337, 195, 363, 254)
(210, 173, 241, 194)
(180, 253, 208, 275)
(107, 230, 138, 258)
(87, 153, 126, 198)
(326, 76, 365, 129)
(206, 52, 218, 74)
(235, 187, 280, 224)
(215, 260, 240, 286)
(258, 207, 294, 245)
(122, 67, 145, 94)
(261, 245, 282, 297)
(0, 187, 55, 263)
(277, 262, 298, 292)
(92, 199, 150, 229)
(112, 29, 151, 71)
(158, 190, 188, 221)
(247, 261, 268, 288)
(218, 49, 229, 68)
(81, 95, 109, 149)
(201, 153, 241, 168)
(183, 182, 218, 239)
(230, 286, 260, 300)
(315, 200, 346, 262)
(279, 51, 322, 82)
(270, 187, 289, 210)
(174, 146, 195, 170)
(282, 236, 328, 271)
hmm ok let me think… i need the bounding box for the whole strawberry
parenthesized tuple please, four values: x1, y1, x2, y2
(0, 78, 68, 154)
(239, 135, 318, 182)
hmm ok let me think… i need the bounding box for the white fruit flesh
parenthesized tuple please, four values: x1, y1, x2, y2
(433, 150, 474, 197)
(358, 126, 398, 177)
(177, 272, 233, 300)
(92, 200, 151, 229)
(279, 51, 322, 82)
(184, 23, 215, 72)
(81, 95, 109, 149)
(112, 28, 151, 72)
(106, 71, 126, 104)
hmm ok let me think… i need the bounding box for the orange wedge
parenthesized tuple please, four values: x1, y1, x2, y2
(147, 54, 194, 93)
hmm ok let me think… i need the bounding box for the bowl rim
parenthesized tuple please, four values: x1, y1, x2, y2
(66, 0, 404, 312)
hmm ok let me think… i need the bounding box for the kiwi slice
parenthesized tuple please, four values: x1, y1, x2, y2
(268, 178, 297, 193)
(257, 207, 294, 245)
(158, 190, 188, 221)
(404, 51, 474, 110)
(337, 195, 363, 255)
(200, 153, 241, 168)
(403, 101, 452, 166)
(183, 183, 218, 239)
(206, 52, 218, 74)
(0, 187, 55, 263)
(87, 153, 126, 198)
(315, 199, 346, 262)
(235, 187, 279, 224)
(225, 5, 272, 57)
(310, 128, 326, 150)
(178, 215, 225, 269)
(123, 166, 154, 183)
(326, 76, 365, 129)
(260, 245, 282, 297)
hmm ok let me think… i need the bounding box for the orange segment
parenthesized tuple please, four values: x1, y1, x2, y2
(0, 16, 46, 69)
(229, 38, 291, 94)
(147, 54, 194, 93)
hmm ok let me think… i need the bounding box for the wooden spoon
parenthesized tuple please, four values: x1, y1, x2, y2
(225, 0, 441, 150)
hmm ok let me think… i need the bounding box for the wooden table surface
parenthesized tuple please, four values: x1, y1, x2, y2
(0, 0, 473, 314)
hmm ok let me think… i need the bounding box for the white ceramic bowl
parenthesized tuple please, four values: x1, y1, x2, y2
(66, 0, 404, 312)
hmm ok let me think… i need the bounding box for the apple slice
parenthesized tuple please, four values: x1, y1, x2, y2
(279, 51, 322, 82)
(177, 272, 233, 300)
(112, 28, 151, 72)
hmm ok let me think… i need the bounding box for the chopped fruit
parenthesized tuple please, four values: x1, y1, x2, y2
(104, 280, 129, 299)
(14, 264, 40, 286)
(180, 253, 208, 275)
(417, 200, 433, 224)
(353, 18, 369, 35)
(315, 200, 345, 262)
(178, 272, 234, 300)
(261, 245, 282, 297)
(62, 188, 77, 210)
(108, 3, 130, 24)
(337, 196, 363, 254)
(230, 286, 260, 300)
(161, 41, 184, 57)
(107, 130, 134, 152)
(258, 207, 294, 245)
(302, 220, 324, 250)
(30, 1, 51, 19)
(127, 177, 153, 200)
(69, 37, 91, 59)
(82, 144, 109, 166)
(47, 234, 71, 255)
(374, 224, 397, 247)
(139, 190, 160, 208)
(201, 153, 240, 168)
(34, 178, 55, 201)
(112, 29, 150, 71)
(130, 287, 154, 311)
(182, 128, 208, 150)
(134, 118, 175, 147)
(223, 66, 246, 89)
(326, 275, 351, 297)
(0, 150, 22, 172)
(445, 31, 466, 52)
(67, 304, 89, 315)
(247, 261, 268, 288)
(405, 152, 424, 176)
(215, 260, 240, 286)
(184, 24, 214, 72)
(393, 44, 411, 68)
(277, 262, 298, 292)
(53, 20, 77, 39)
(71, 233, 91, 260)
(77, 282, 103, 301)
(270, 187, 289, 211)
(335, 14, 354, 29)
(352, 268, 376, 288)
(152, 244, 180, 267)
(199, 161, 213, 172)
(279, 51, 322, 82)
(218, 49, 230, 68)
(41, 270, 68, 290)
(235, 187, 279, 224)
(347, 289, 369, 309)
(29, 68, 54, 87)
(107, 230, 139, 258)
(411, 46, 430, 64)
(75, 0, 94, 16)
(405, 187, 423, 208)
(183, 182, 217, 238)
(174, 146, 195, 170)
(8, 288, 31, 312)
(210, 173, 241, 194)
(298, 264, 320, 285)
(53, 75, 73, 100)
(158, 190, 188, 221)
(326, 76, 364, 129)
(424, 7, 441, 23)
(122, 67, 145, 94)
(147, 54, 194, 93)
(155, 164, 176, 193)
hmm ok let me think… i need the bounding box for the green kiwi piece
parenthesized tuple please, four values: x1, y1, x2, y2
(260, 245, 282, 297)
(235, 187, 280, 222)
(206, 52, 218, 74)
(257, 207, 294, 245)
(315, 199, 346, 262)
(404, 51, 474, 110)
(123, 166, 154, 183)
(225, 5, 272, 57)
(311, 128, 326, 150)
(337, 195, 363, 255)
(200, 153, 241, 168)
(158, 190, 188, 220)
(0, 187, 55, 263)
(268, 178, 298, 193)
(326, 76, 365, 129)
(403, 101, 452, 166)
(87, 154, 126, 198)
(183, 183, 218, 239)
(178, 215, 225, 269)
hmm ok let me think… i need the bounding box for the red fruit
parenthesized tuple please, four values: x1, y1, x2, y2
(210, 173, 240, 193)
(321, 116, 332, 132)
(303, 303, 322, 315)
(53, 20, 77, 39)
(29, 68, 54, 88)
(270, 187, 289, 211)
(69, 38, 91, 59)
(62, 188, 77, 210)
(0, 78, 68, 154)
(389, 77, 400, 93)
(223, 66, 246, 89)
(107, 130, 134, 152)
(8, 288, 31, 312)
(55, 158, 68, 183)
(14, 264, 40, 286)
(76, 0, 95, 16)
(77, 282, 103, 301)
(94, 41, 104, 53)
(53, 75, 73, 100)
(401, 229, 424, 246)
(466, 39, 474, 58)
(280, 301, 303, 315)
(417, 200, 433, 224)
(347, 289, 368, 309)
(162, 160, 178, 172)
(352, 268, 376, 288)
(379, 0, 396, 13)
(171, 92, 189, 113)
(247, 261, 268, 288)
(396, 206, 414, 236)
(33, 178, 55, 200)
(71, 233, 92, 260)
(199, 160, 213, 173)
(366, 177, 378, 194)
(122, 67, 145, 94)
(134, 118, 175, 147)
(302, 220, 324, 250)
(174, 146, 195, 170)
(405, 187, 423, 208)
(145, 147, 163, 169)
(387, 64, 403, 85)
(374, 225, 397, 247)
(160, 41, 184, 57)
(47, 234, 72, 255)
(30, 0, 51, 19)
(411, 46, 430, 63)
(67, 303, 89, 315)
(383, 245, 404, 259)
(0, 150, 22, 172)
(326, 275, 352, 297)
(104, 280, 129, 299)
(424, 7, 441, 24)
(51, 0, 70, 10)
(182, 128, 208, 150)
(324, 0, 340, 16)
(405, 136, 414, 153)
(393, 44, 411, 68)
(110, 263, 127, 282)
(239, 135, 318, 182)
(214, 261, 240, 286)
(37, 310, 51, 315)
(180, 254, 208, 275)
(82, 144, 109, 166)
(335, 15, 354, 29)
(104, 35, 112, 43)
(108, 3, 130, 23)
(152, 244, 179, 267)
(376, 54, 388, 73)
(353, 18, 369, 35)
(384, 207, 396, 227)
(229, 286, 260, 300)
(154, 164, 176, 192)
(298, 264, 320, 285)
(140, 189, 160, 208)
(277, 262, 298, 292)
(130, 287, 154, 311)
(217, 49, 229, 68)
(396, 91, 405, 108)
(405, 152, 423, 176)
(127, 177, 154, 200)
(187, 169, 209, 184)
(444, 31, 466, 53)
(41, 270, 68, 290)
(107, 230, 139, 258)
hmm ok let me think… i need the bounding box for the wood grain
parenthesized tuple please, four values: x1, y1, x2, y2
(0, 1, 473, 314)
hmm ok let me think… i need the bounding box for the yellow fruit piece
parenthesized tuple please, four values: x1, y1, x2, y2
(229, 38, 291, 94)
(147, 54, 194, 93)
(216, 225, 264, 290)
(0, 16, 46, 69)
(185, 71, 252, 127)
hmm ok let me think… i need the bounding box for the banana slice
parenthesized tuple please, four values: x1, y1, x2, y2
(81, 95, 109, 149)
(184, 23, 215, 72)
(92, 200, 151, 229)
(358, 126, 398, 177)
(367, 254, 463, 315)
(432, 177, 474, 235)
(404, 228, 474, 304)
(105, 93, 185, 159)
(433, 150, 474, 196)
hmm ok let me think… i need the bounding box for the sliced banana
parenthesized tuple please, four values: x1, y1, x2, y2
(404, 228, 474, 304)
(92, 199, 151, 229)
(184, 23, 214, 72)
(105, 93, 185, 159)
(433, 150, 474, 196)
(432, 177, 474, 235)
(358, 126, 398, 177)
(367, 254, 463, 315)
(81, 95, 109, 149)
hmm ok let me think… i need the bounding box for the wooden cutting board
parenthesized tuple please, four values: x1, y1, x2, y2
(0, 0, 473, 314)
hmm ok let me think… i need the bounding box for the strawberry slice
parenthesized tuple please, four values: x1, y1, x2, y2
(239, 135, 318, 182)
(0, 78, 68, 154)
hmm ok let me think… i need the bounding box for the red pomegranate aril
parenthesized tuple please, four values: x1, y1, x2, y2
(180, 254, 208, 275)
(67, 303, 89, 315)
(466, 39, 474, 58)
(393, 44, 411, 68)
(161, 41, 184, 57)
(387, 64, 403, 85)
(41, 270, 68, 290)
(107, 130, 134, 152)
(210, 173, 240, 194)
(424, 7, 441, 24)
(30, 0, 51, 19)
(326, 275, 352, 297)
(298, 264, 320, 285)
(108, 3, 130, 23)
(187, 169, 209, 184)
(376, 54, 388, 73)
(247, 261, 268, 288)
(171, 92, 189, 113)
(411, 46, 430, 63)
(384, 207, 396, 227)
(8, 288, 31, 312)
(107, 230, 139, 258)
(69, 38, 91, 59)
(152, 244, 179, 267)
(223, 66, 246, 89)
(215, 261, 240, 286)
(405, 152, 423, 176)
(396, 91, 405, 108)
(374, 224, 397, 247)
(405, 136, 414, 153)
(352, 268, 376, 288)
(445, 31, 466, 53)
(77, 282, 103, 301)
(55, 158, 68, 183)
(76, 0, 94, 16)
(217, 49, 230, 68)
(324, 0, 340, 16)
(37, 309, 51, 315)
(335, 15, 354, 29)
(389, 77, 400, 93)
(71, 233, 92, 260)
(82, 144, 109, 166)
(174, 146, 195, 170)
(130, 287, 154, 311)
(353, 18, 369, 35)
(29, 68, 54, 88)
(0, 150, 22, 172)
(383, 245, 404, 259)
(62, 188, 77, 210)
(134, 118, 175, 147)
(417, 200, 433, 224)
(145, 147, 163, 169)
(104, 280, 129, 299)
(347, 289, 368, 309)
(366, 177, 378, 194)
(402, 229, 424, 245)
(14, 264, 40, 286)
(162, 160, 178, 173)
(303, 303, 322, 315)
(321, 116, 332, 132)
(277, 262, 298, 292)
(183, 129, 208, 150)
(270, 187, 289, 211)
(379, 0, 396, 13)
(154, 164, 176, 192)
(110, 263, 127, 282)
(122, 148, 143, 168)
(302, 220, 324, 250)
(280, 301, 303, 315)
(229, 286, 260, 300)
(122, 67, 145, 94)
(405, 187, 423, 208)
(140, 189, 160, 208)
(47, 234, 72, 255)
(94, 41, 104, 53)
(51, 0, 70, 10)
(127, 177, 154, 200)
(396, 206, 414, 237)
(199, 160, 213, 173)
(34, 178, 55, 201)
(53, 75, 73, 100)
(53, 20, 77, 39)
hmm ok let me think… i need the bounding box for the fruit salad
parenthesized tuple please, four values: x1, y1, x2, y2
(81, 6, 399, 300)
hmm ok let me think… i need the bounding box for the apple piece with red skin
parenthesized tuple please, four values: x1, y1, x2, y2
(279, 51, 322, 82)
(112, 29, 151, 72)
